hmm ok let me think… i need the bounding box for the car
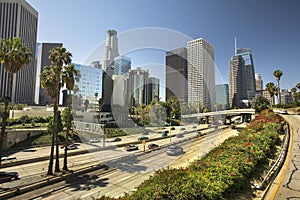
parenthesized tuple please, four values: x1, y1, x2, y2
(1, 156, 17, 161)
(148, 143, 159, 149)
(60, 141, 73, 149)
(112, 137, 122, 142)
(180, 127, 186, 131)
(176, 133, 184, 138)
(89, 138, 100, 143)
(162, 131, 169, 137)
(170, 127, 175, 130)
(192, 126, 197, 129)
(279, 110, 288, 115)
(166, 145, 183, 155)
(125, 144, 139, 151)
(142, 131, 149, 135)
(0, 171, 19, 183)
(65, 144, 78, 150)
(138, 136, 149, 141)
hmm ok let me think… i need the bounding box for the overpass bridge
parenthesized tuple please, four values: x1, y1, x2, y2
(181, 109, 255, 124)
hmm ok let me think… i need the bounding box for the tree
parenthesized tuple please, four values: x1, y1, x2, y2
(62, 64, 80, 171)
(265, 82, 277, 106)
(273, 70, 283, 104)
(0, 37, 32, 165)
(252, 95, 270, 114)
(296, 83, 300, 91)
(291, 87, 298, 102)
(40, 66, 60, 175)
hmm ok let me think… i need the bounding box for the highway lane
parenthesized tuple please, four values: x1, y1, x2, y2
(9, 126, 239, 199)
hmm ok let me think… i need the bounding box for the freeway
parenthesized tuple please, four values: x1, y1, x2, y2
(8, 125, 239, 199)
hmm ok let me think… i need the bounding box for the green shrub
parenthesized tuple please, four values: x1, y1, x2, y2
(120, 111, 285, 199)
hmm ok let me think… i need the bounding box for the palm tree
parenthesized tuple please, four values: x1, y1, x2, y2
(49, 47, 72, 173)
(291, 87, 297, 102)
(296, 83, 300, 91)
(40, 66, 60, 175)
(265, 82, 277, 106)
(62, 64, 80, 171)
(0, 37, 31, 165)
(273, 70, 283, 104)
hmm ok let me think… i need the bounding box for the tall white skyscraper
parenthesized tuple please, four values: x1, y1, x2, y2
(187, 38, 215, 111)
(103, 29, 119, 75)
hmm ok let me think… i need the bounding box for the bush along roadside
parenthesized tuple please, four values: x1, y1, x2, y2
(101, 109, 284, 200)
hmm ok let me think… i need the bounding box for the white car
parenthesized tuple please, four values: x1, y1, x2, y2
(166, 145, 183, 155)
(279, 110, 288, 115)
(89, 138, 100, 143)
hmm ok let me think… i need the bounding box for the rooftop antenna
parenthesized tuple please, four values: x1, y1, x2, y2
(234, 37, 237, 55)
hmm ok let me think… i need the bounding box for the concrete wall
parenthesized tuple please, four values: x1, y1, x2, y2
(6, 128, 46, 149)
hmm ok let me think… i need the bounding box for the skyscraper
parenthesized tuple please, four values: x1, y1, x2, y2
(147, 77, 160, 104)
(228, 48, 256, 108)
(35, 43, 63, 105)
(127, 67, 149, 106)
(113, 55, 131, 75)
(187, 38, 215, 110)
(255, 73, 263, 95)
(215, 84, 229, 110)
(103, 29, 119, 76)
(0, 0, 38, 104)
(166, 47, 187, 102)
(74, 63, 102, 104)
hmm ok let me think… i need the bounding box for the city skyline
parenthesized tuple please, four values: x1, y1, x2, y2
(26, 0, 300, 93)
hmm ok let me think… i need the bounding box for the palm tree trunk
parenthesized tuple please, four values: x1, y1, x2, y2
(47, 124, 55, 175)
(54, 96, 60, 173)
(63, 92, 71, 171)
(278, 80, 281, 104)
(0, 73, 13, 165)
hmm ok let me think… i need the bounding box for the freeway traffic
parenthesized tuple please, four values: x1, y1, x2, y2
(3, 124, 239, 199)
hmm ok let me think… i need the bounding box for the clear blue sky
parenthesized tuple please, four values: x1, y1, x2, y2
(27, 0, 300, 99)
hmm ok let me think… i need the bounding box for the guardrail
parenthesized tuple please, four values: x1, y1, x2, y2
(254, 123, 290, 191)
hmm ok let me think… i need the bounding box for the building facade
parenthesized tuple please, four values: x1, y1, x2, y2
(74, 63, 102, 106)
(147, 77, 160, 104)
(34, 42, 63, 105)
(166, 47, 187, 102)
(103, 29, 119, 76)
(215, 84, 229, 110)
(127, 67, 149, 106)
(0, 0, 38, 104)
(187, 38, 215, 111)
(113, 55, 131, 75)
(228, 48, 256, 108)
(255, 73, 263, 96)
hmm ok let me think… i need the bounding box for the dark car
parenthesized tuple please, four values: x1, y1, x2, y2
(0, 171, 18, 183)
(148, 143, 159, 149)
(112, 137, 122, 142)
(166, 145, 183, 155)
(176, 133, 184, 138)
(180, 127, 186, 131)
(138, 136, 149, 141)
(170, 127, 175, 130)
(162, 131, 169, 137)
(125, 144, 139, 151)
(192, 126, 197, 129)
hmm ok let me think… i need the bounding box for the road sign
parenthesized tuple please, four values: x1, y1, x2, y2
(142, 140, 146, 145)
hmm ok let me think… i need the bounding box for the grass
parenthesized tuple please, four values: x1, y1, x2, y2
(12, 131, 75, 148)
